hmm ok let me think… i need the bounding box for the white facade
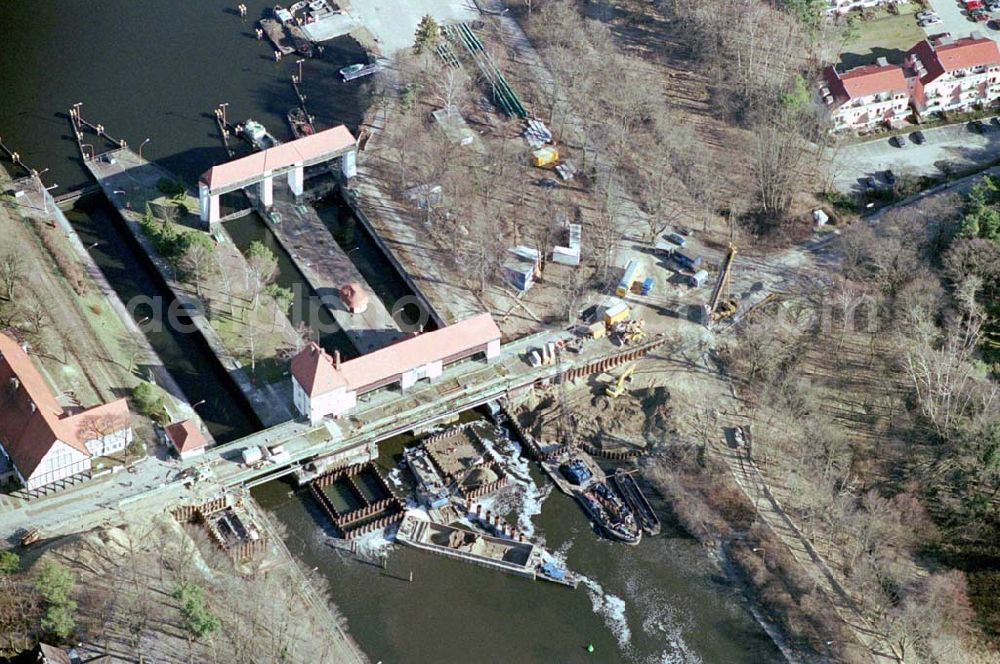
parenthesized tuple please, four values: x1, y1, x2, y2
(400, 360, 443, 391)
(84, 427, 133, 458)
(828, 90, 909, 131)
(17, 441, 90, 491)
(827, 0, 908, 15)
(293, 375, 357, 423)
(178, 446, 205, 462)
(919, 65, 1000, 114)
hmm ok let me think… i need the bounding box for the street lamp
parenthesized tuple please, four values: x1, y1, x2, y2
(752, 547, 766, 567)
(219, 102, 229, 127)
(296, 58, 305, 83)
(138, 138, 150, 160)
(87, 241, 100, 250)
(191, 399, 206, 409)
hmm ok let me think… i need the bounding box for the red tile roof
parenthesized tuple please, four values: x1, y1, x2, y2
(290, 313, 502, 398)
(0, 333, 131, 481)
(200, 125, 356, 192)
(291, 342, 347, 396)
(165, 420, 207, 453)
(908, 35, 1000, 85)
(823, 63, 907, 106)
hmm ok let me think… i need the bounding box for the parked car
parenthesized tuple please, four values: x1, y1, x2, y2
(916, 10, 938, 19)
(883, 170, 897, 186)
(890, 135, 908, 148)
(919, 16, 943, 26)
(909, 130, 926, 144)
(972, 10, 991, 22)
(928, 32, 952, 41)
(990, 19, 1000, 29)
(665, 232, 687, 248)
(965, 0, 984, 9)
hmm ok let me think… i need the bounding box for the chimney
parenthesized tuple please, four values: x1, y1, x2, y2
(876, 56, 889, 67)
(334, 350, 341, 370)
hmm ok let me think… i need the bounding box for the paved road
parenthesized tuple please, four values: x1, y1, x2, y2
(0, 327, 657, 539)
(923, 0, 1000, 42)
(833, 120, 1000, 192)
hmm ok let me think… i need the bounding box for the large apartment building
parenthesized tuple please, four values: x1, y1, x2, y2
(907, 35, 1000, 115)
(821, 59, 910, 131)
(822, 33, 1000, 132)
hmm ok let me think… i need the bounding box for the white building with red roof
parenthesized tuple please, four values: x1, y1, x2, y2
(290, 313, 502, 423)
(906, 34, 1000, 116)
(820, 59, 910, 131)
(164, 419, 207, 461)
(0, 333, 133, 491)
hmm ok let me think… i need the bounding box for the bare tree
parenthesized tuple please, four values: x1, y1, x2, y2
(0, 252, 23, 301)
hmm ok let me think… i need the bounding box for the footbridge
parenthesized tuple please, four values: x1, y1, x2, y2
(198, 125, 357, 224)
(190, 332, 668, 491)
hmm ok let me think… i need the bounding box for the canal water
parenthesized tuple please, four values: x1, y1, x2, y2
(0, 3, 785, 662)
(253, 417, 784, 664)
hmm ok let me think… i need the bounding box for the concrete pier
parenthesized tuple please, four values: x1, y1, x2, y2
(81, 147, 296, 427)
(249, 185, 407, 354)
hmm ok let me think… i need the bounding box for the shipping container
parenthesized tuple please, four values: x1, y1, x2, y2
(640, 276, 654, 295)
(532, 146, 559, 167)
(587, 321, 606, 339)
(616, 260, 641, 297)
(603, 301, 631, 326)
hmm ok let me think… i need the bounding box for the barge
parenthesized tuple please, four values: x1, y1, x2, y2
(542, 451, 641, 545)
(396, 513, 578, 588)
(259, 17, 295, 55)
(609, 468, 661, 536)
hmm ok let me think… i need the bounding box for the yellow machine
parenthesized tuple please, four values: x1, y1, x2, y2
(612, 318, 647, 345)
(708, 243, 739, 324)
(605, 363, 637, 399)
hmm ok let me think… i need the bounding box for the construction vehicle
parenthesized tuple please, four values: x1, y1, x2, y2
(605, 363, 636, 399)
(612, 318, 647, 346)
(707, 243, 739, 325)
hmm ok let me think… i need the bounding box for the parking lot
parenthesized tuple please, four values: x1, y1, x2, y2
(832, 120, 1000, 192)
(923, 0, 1000, 42)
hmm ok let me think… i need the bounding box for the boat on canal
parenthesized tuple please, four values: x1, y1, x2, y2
(237, 119, 281, 151)
(609, 468, 661, 536)
(287, 107, 315, 138)
(395, 513, 578, 588)
(542, 452, 641, 545)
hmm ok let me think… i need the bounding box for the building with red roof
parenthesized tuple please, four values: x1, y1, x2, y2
(906, 34, 1000, 115)
(0, 333, 132, 491)
(164, 419, 207, 460)
(290, 313, 502, 422)
(820, 59, 910, 131)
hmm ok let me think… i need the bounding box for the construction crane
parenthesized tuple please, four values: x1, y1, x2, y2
(707, 243, 739, 325)
(605, 363, 637, 399)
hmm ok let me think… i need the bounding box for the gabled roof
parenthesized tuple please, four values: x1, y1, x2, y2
(0, 334, 88, 479)
(289, 314, 502, 398)
(823, 63, 907, 107)
(165, 420, 207, 453)
(0, 334, 132, 481)
(290, 342, 347, 396)
(908, 35, 1000, 85)
(200, 125, 356, 192)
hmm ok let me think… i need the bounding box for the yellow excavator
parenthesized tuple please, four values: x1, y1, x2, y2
(605, 363, 637, 399)
(708, 243, 739, 325)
